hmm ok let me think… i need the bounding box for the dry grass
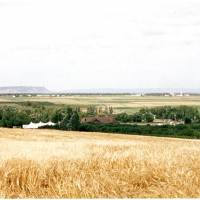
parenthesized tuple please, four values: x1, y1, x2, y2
(1, 128, 200, 198)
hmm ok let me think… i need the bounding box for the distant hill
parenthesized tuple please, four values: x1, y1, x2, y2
(0, 86, 51, 94)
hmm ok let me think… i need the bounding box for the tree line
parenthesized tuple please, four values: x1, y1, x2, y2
(1, 102, 200, 139)
(115, 106, 200, 124)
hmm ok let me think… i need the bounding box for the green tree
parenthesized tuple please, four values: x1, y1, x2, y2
(68, 111, 80, 131)
(60, 115, 69, 130)
(1, 106, 31, 127)
(184, 117, 192, 124)
(144, 113, 154, 123)
(51, 107, 73, 123)
(1, 107, 17, 127)
(132, 113, 143, 122)
(115, 113, 130, 123)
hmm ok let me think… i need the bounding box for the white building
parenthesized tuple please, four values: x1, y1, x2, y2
(23, 121, 55, 129)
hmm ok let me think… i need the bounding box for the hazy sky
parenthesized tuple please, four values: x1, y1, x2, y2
(0, 0, 200, 91)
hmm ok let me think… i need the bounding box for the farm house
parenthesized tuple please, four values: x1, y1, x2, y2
(81, 116, 116, 124)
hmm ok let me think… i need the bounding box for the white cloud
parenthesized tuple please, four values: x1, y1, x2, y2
(0, 0, 200, 90)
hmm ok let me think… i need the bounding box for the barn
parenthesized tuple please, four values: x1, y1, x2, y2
(81, 116, 116, 124)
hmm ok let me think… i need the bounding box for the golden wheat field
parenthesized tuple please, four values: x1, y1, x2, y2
(1, 128, 200, 198)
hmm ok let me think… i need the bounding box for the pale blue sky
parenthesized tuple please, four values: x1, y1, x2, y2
(0, 0, 200, 91)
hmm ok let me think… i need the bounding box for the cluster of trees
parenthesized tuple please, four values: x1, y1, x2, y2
(115, 112, 154, 123)
(0, 103, 80, 130)
(115, 106, 200, 124)
(0, 106, 31, 128)
(51, 107, 80, 130)
(139, 106, 200, 123)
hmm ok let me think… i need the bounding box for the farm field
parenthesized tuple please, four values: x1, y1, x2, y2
(1, 95, 200, 113)
(1, 128, 200, 198)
